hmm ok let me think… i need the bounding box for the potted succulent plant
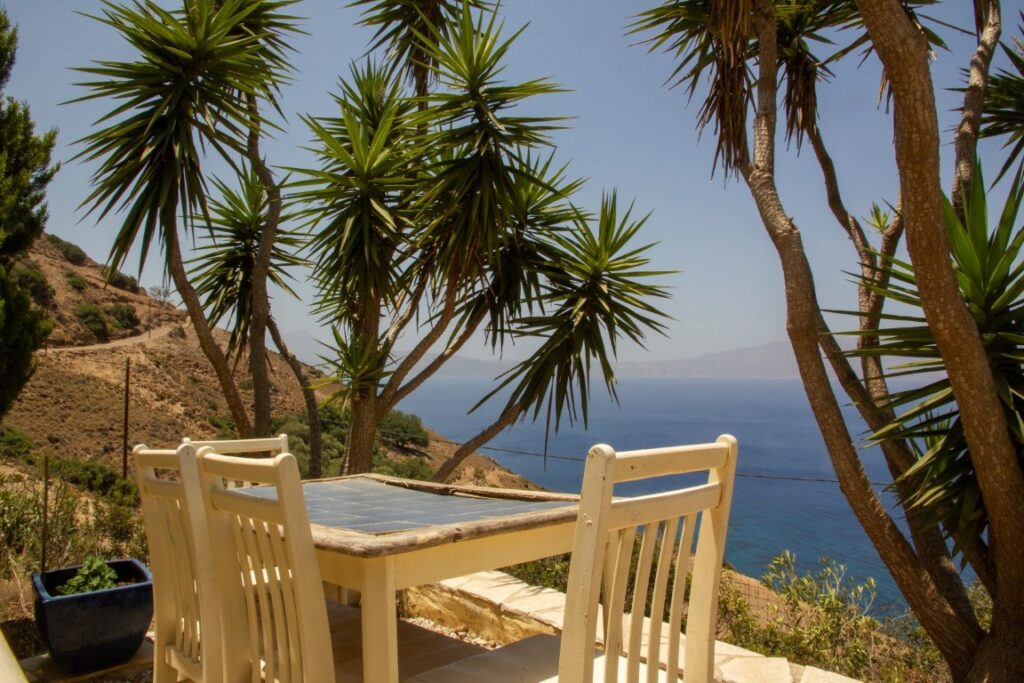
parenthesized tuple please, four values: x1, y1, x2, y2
(32, 556, 153, 675)
(30, 457, 153, 675)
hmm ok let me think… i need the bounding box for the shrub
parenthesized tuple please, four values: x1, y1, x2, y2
(206, 415, 238, 440)
(46, 234, 87, 265)
(55, 458, 138, 505)
(371, 450, 434, 480)
(105, 303, 139, 330)
(0, 426, 33, 464)
(13, 260, 53, 305)
(0, 480, 41, 557)
(74, 303, 108, 340)
(148, 285, 173, 305)
(101, 266, 140, 293)
(64, 270, 88, 291)
(168, 325, 186, 339)
(378, 410, 429, 449)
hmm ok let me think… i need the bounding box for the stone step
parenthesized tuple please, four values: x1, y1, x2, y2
(405, 570, 862, 683)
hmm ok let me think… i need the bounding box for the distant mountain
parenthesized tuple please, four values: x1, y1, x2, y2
(615, 340, 798, 379)
(283, 334, 799, 380)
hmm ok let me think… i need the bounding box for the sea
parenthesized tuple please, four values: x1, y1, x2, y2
(397, 375, 918, 609)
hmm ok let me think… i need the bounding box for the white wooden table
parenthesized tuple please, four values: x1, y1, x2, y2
(300, 475, 579, 683)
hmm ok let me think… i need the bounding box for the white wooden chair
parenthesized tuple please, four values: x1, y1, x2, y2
(410, 435, 738, 683)
(133, 443, 223, 683)
(183, 434, 289, 488)
(182, 433, 289, 456)
(196, 449, 335, 682)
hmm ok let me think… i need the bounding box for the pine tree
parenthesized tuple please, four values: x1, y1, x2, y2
(0, 7, 57, 418)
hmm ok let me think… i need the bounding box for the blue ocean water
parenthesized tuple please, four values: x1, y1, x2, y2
(398, 376, 914, 607)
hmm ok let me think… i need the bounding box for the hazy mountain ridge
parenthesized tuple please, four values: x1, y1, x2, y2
(283, 329, 799, 381)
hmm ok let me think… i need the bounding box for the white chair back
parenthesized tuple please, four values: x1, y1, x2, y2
(183, 434, 289, 488)
(558, 435, 738, 683)
(182, 433, 289, 456)
(196, 449, 334, 683)
(133, 443, 222, 683)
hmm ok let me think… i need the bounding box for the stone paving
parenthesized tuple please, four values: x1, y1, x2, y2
(410, 570, 862, 683)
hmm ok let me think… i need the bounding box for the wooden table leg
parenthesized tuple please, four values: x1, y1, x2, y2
(361, 557, 398, 683)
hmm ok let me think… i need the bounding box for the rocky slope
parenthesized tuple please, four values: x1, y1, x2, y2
(2, 233, 530, 486)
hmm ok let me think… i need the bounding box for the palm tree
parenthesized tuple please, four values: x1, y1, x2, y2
(433, 194, 670, 481)
(72, 0, 299, 439)
(348, 0, 490, 98)
(190, 168, 325, 476)
(847, 166, 1024, 588)
(631, 0, 1015, 678)
(981, 22, 1024, 182)
(296, 3, 670, 476)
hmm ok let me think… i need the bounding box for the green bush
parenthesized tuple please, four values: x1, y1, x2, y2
(0, 479, 41, 556)
(74, 303, 109, 340)
(503, 553, 571, 594)
(101, 266, 140, 293)
(0, 475, 94, 576)
(206, 415, 238, 440)
(371, 450, 434, 481)
(0, 426, 33, 464)
(64, 270, 88, 291)
(105, 303, 139, 330)
(13, 259, 53, 305)
(46, 234, 88, 265)
(55, 458, 138, 505)
(378, 410, 429, 449)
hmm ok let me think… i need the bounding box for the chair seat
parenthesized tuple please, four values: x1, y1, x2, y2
(407, 634, 668, 683)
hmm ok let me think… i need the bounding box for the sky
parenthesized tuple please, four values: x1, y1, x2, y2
(2, 0, 1004, 364)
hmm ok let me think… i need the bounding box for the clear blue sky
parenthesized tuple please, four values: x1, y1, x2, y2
(3, 0, 998, 362)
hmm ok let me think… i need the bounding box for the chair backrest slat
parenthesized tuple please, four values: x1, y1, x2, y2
(183, 434, 289, 456)
(605, 483, 721, 529)
(134, 443, 222, 683)
(613, 444, 727, 482)
(557, 435, 738, 683)
(665, 512, 697, 682)
(197, 450, 334, 683)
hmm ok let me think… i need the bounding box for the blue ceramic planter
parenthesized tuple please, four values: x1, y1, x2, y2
(32, 558, 153, 675)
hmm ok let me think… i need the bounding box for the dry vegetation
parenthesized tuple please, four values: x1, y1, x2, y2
(0, 235, 532, 638)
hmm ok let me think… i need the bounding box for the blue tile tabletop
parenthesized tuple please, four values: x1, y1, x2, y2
(241, 477, 574, 535)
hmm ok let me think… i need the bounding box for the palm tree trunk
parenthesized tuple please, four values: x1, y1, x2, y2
(268, 316, 323, 478)
(855, 2, 1024, 678)
(432, 405, 522, 483)
(246, 94, 278, 438)
(163, 206, 253, 438)
(741, 3, 983, 677)
(345, 395, 378, 474)
(343, 308, 384, 475)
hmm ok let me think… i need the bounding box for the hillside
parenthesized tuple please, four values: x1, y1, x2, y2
(2, 233, 532, 485)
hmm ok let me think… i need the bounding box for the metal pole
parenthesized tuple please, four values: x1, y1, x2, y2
(41, 455, 49, 575)
(123, 357, 131, 479)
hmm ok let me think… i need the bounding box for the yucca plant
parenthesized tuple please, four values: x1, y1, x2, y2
(72, 0, 301, 439)
(190, 168, 305, 361)
(848, 165, 1024, 560)
(295, 1, 671, 476)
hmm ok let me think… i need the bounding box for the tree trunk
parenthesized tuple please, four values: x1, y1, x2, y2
(433, 405, 522, 483)
(344, 392, 378, 474)
(740, 3, 983, 677)
(855, 1, 1024, 678)
(246, 94, 279, 438)
(268, 316, 323, 478)
(342, 307, 384, 474)
(163, 207, 253, 439)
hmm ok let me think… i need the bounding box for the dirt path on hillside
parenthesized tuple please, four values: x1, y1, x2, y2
(47, 320, 184, 353)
